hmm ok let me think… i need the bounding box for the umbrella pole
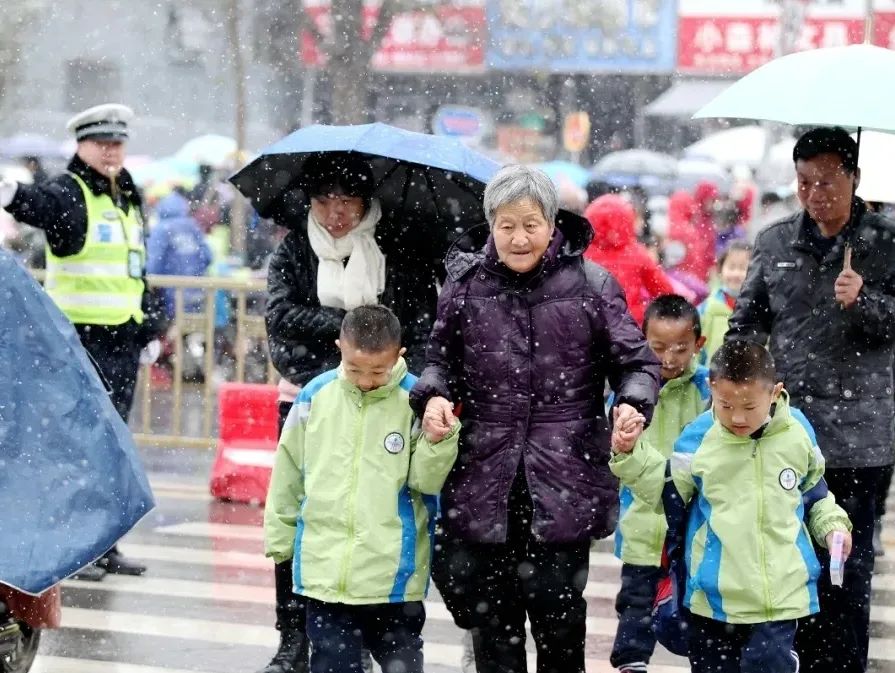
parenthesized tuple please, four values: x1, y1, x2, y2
(373, 160, 402, 193)
(399, 164, 413, 223)
(423, 167, 447, 228)
(846, 126, 863, 252)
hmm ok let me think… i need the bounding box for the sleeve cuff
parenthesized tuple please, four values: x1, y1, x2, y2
(431, 420, 461, 445)
(812, 517, 852, 548)
(609, 440, 649, 481)
(0, 180, 19, 209)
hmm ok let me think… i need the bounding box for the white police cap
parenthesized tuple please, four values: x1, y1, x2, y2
(66, 103, 134, 141)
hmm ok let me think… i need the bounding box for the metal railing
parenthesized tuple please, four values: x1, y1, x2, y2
(32, 270, 274, 450)
(136, 274, 274, 449)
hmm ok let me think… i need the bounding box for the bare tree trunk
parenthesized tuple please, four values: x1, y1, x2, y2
(327, 0, 374, 124)
(252, 0, 420, 128)
(0, 2, 40, 111)
(328, 62, 370, 124)
(251, 0, 305, 132)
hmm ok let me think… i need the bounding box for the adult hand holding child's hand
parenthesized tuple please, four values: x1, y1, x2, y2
(423, 396, 455, 443)
(611, 403, 646, 454)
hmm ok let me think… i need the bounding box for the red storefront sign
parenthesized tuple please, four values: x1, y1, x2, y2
(678, 10, 895, 74)
(301, 0, 485, 73)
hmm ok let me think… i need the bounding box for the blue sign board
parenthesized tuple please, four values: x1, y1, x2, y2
(486, 0, 678, 73)
(432, 105, 489, 139)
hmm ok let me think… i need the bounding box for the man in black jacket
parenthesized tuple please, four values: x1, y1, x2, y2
(0, 104, 152, 582)
(727, 127, 895, 673)
(262, 153, 439, 673)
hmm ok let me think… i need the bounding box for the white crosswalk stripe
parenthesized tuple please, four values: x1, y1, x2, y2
(36, 480, 895, 673)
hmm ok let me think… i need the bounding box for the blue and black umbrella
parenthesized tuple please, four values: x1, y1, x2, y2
(231, 123, 501, 252)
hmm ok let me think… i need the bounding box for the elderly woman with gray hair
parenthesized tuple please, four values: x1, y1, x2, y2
(410, 165, 660, 673)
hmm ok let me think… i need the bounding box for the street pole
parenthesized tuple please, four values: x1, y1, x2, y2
(300, 69, 316, 128)
(865, 0, 875, 44)
(757, 1, 806, 187)
(228, 0, 248, 259)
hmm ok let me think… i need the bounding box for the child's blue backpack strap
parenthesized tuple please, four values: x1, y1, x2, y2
(652, 461, 691, 657)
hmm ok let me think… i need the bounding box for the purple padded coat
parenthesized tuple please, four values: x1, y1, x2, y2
(410, 215, 660, 544)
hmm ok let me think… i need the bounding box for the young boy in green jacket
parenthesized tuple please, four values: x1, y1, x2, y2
(611, 295, 710, 673)
(264, 305, 460, 673)
(610, 339, 852, 673)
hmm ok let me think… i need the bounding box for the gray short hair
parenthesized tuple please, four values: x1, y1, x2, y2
(483, 165, 558, 227)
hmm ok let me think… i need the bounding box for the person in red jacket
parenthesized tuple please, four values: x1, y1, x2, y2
(691, 180, 721, 281)
(584, 194, 675, 324)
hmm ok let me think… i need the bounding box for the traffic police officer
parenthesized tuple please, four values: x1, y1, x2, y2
(0, 104, 151, 581)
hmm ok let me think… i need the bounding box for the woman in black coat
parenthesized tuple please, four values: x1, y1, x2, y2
(259, 152, 438, 673)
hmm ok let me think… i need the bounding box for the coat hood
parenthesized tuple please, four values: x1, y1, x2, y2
(156, 191, 192, 220)
(443, 209, 592, 282)
(668, 190, 697, 228)
(584, 194, 637, 251)
(694, 181, 720, 209)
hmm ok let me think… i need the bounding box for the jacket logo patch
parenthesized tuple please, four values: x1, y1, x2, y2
(384, 432, 405, 454)
(779, 468, 798, 490)
(776, 261, 797, 269)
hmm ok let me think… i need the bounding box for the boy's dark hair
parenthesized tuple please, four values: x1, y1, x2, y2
(710, 340, 776, 385)
(643, 294, 702, 341)
(301, 152, 375, 200)
(340, 305, 402, 352)
(718, 240, 753, 269)
(792, 126, 858, 174)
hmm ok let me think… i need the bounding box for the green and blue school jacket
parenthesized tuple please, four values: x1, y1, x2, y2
(698, 288, 734, 366)
(610, 393, 851, 624)
(263, 357, 460, 605)
(614, 362, 711, 566)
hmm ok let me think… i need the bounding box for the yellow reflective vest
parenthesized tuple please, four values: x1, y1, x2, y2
(45, 173, 145, 325)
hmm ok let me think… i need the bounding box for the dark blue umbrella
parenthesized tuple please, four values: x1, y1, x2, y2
(230, 123, 502, 253)
(0, 250, 155, 595)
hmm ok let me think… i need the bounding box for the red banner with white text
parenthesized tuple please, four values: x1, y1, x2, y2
(301, 0, 486, 73)
(678, 0, 895, 75)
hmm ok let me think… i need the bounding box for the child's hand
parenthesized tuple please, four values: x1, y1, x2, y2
(423, 396, 454, 438)
(827, 529, 853, 561)
(424, 419, 457, 444)
(611, 405, 645, 454)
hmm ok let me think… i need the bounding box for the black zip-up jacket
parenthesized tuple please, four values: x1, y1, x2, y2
(7, 155, 143, 257)
(727, 201, 895, 468)
(5, 155, 159, 346)
(266, 216, 439, 387)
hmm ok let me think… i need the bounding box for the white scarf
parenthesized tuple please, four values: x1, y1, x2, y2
(307, 198, 386, 310)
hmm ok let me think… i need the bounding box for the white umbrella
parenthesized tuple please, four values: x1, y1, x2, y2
(684, 125, 794, 169)
(175, 134, 238, 168)
(675, 158, 732, 193)
(852, 131, 895, 204)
